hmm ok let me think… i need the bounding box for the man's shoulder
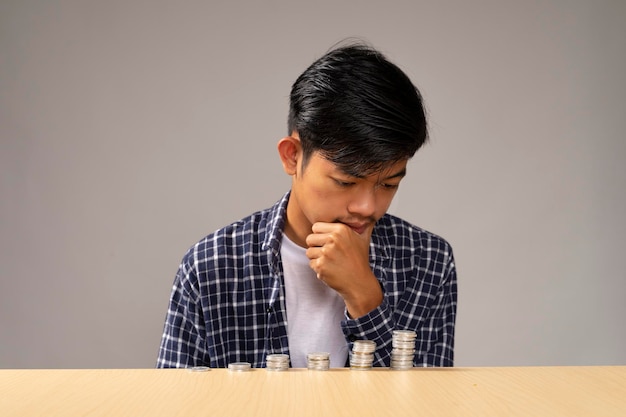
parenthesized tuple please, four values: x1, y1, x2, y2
(194, 207, 271, 251)
(206, 205, 273, 238)
(183, 194, 288, 262)
(376, 213, 454, 254)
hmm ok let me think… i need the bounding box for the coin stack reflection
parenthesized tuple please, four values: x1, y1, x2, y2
(307, 352, 330, 370)
(390, 330, 416, 370)
(266, 354, 290, 371)
(350, 340, 376, 370)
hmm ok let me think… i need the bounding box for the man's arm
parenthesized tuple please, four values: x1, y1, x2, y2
(156, 265, 210, 368)
(415, 258, 457, 366)
(340, 237, 457, 367)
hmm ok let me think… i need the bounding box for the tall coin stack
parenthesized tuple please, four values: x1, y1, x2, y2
(266, 354, 290, 371)
(307, 352, 330, 371)
(390, 330, 417, 370)
(350, 340, 376, 370)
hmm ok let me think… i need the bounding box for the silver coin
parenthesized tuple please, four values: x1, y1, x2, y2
(352, 340, 377, 353)
(350, 362, 374, 368)
(307, 352, 330, 360)
(393, 330, 417, 337)
(267, 354, 289, 360)
(188, 366, 210, 372)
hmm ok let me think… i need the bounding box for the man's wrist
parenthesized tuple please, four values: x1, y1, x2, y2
(343, 277, 384, 319)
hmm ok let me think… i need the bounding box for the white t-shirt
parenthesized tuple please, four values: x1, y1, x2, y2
(281, 234, 349, 368)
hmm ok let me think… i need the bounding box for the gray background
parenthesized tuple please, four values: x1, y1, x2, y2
(1, 0, 625, 369)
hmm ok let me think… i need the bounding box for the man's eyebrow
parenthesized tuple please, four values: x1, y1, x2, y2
(384, 168, 407, 180)
(343, 168, 407, 180)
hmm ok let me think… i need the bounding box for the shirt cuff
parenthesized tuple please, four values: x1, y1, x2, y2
(341, 297, 393, 345)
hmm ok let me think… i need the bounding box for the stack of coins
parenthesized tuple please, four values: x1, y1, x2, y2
(350, 340, 376, 370)
(266, 354, 290, 371)
(228, 362, 252, 372)
(307, 352, 330, 371)
(390, 330, 416, 370)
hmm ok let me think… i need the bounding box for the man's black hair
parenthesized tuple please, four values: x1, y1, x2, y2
(288, 42, 428, 177)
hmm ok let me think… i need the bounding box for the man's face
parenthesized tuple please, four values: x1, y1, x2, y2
(284, 149, 408, 247)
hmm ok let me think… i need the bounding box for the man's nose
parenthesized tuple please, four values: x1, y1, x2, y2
(347, 189, 376, 217)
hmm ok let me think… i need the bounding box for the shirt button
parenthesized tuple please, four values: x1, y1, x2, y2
(348, 334, 357, 342)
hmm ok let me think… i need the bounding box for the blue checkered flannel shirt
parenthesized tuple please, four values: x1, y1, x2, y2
(157, 192, 457, 368)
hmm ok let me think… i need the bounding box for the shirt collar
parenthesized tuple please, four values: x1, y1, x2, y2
(262, 191, 290, 255)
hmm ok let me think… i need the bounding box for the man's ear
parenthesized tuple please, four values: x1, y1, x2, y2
(277, 135, 301, 176)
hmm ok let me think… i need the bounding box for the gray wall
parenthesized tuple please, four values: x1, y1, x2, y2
(1, 0, 624, 368)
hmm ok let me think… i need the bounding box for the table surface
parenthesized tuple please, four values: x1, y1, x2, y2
(1, 366, 625, 416)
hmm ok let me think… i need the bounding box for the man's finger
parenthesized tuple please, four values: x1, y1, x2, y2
(305, 232, 329, 248)
(305, 246, 323, 260)
(311, 222, 343, 234)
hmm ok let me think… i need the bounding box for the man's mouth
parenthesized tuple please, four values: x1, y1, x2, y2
(343, 222, 369, 234)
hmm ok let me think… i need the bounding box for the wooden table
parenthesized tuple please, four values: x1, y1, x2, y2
(1, 367, 624, 416)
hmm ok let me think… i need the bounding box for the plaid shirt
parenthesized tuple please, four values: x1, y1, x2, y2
(157, 192, 457, 368)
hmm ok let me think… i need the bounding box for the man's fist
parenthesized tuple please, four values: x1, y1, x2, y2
(305, 222, 383, 318)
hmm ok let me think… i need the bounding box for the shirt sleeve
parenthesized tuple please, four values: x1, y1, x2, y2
(341, 248, 458, 368)
(417, 257, 457, 367)
(156, 261, 210, 368)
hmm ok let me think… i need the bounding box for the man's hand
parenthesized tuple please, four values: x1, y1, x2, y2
(305, 222, 383, 318)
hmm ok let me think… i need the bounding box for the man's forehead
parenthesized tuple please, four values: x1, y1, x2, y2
(307, 150, 408, 177)
(336, 159, 408, 180)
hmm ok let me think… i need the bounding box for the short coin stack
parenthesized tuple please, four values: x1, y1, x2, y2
(228, 362, 252, 372)
(307, 352, 330, 371)
(350, 340, 376, 370)
(188, 366, 210, 372)
(266, 354, 290, 371)
(390, 330, 416, 370)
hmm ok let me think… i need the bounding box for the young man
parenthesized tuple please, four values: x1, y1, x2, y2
(157, 43, 457, 369)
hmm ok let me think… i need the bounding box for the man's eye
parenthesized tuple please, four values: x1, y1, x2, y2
(335, 179, 355, 187)
(380, 183, 399, 190)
